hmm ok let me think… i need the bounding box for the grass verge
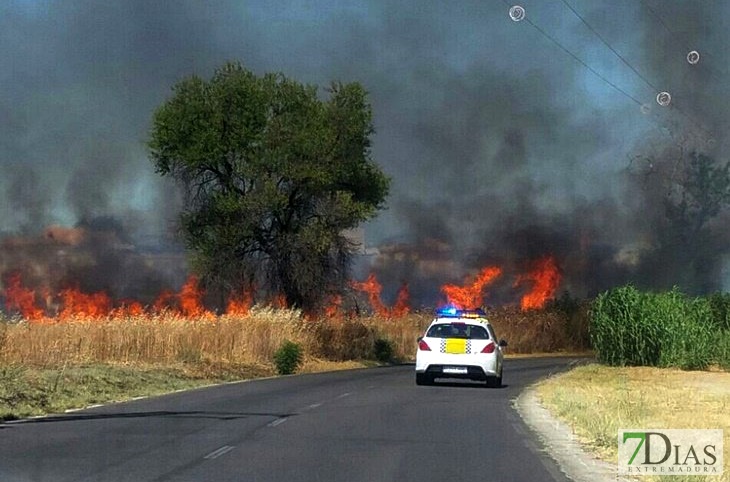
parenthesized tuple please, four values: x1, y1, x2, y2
(535, 364, 730, 482)
(0, 362, 277, 421)
(0, 358, 385, 422)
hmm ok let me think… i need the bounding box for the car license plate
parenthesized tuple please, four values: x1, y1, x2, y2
(443, 366, 467, 374)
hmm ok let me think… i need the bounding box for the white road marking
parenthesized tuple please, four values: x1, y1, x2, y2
(335, 392, 352, 399)
(204, 445, 235, 460)
(307, 403, 323, 409)
(267, 417, 288, 427)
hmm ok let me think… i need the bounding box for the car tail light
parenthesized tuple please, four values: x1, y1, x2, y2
(481, 342, 496, 354)
(418, 339, 431, 351)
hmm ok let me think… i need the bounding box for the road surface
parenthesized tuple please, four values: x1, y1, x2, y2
(0, 357, 584, 482)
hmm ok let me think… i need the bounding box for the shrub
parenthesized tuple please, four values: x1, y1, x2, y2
(273, 340, 303, 375)
(707, 292, 730, 331)
(716, 331, 730, 370)
(591, 285, 715, 370)
(307, 319, 376, 361)
(373, 338, 394, 363)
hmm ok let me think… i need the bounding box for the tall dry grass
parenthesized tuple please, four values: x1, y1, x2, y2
(0, 303, 591, 369)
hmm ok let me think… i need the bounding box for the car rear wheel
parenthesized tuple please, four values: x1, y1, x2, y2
(416, 372, 432, 386)
(486, 370, 502, 388)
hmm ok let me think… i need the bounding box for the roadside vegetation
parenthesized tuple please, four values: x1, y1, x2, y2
(0, 303, 590, 420)
(591, 285, 730, 370)
(535, 364, 730, 482)
(535, 285, 730, 482)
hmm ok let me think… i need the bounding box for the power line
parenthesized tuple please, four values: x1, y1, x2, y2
(497, 0, 644, 107)
(559, 0, 658, 93)
(639, 0, 729, 80)
(555, 0, 714, 142)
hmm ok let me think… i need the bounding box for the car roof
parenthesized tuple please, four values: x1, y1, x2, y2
(430, 316, 491, 326)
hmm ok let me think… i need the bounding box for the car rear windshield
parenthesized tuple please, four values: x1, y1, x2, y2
(426, 323, 490, 340)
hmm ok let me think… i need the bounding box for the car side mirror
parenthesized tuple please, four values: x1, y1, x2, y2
(498, 339, 508, 347)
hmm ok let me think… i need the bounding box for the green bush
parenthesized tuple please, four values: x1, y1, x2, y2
(707, 292, 730, 331)
(590, 285, 715, 370)
(373, 338, 394, 363)
(716, 331, 730, 370)
(273, 340, 303, 375)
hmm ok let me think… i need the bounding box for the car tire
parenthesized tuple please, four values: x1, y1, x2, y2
(416, 372, 432, 386)
(486, 372, 502, 388)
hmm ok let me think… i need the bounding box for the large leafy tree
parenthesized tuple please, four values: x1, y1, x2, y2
(148, 62, 389, 310)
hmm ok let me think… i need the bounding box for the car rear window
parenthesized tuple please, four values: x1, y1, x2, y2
(426, 323, 490, 340)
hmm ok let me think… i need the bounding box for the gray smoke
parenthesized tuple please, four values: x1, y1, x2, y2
(1, 1, 729, 307)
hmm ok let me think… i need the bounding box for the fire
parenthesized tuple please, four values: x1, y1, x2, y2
(324, 294, 343, 319)
(351, 273, 389, 317)
(58, 287, 112, 319)
(111, 300, 145, 317)
(391, 282, 410, 317)
(351, 274, 411, 318)
(152, 290, 175, 313)
(1, 255, 562, 321)
(515, 255, 561, 311)
(2, 272, 45, 320)
(226, 288, 254, 316)
(441, 266, 502, 309)
(179, 276, 208, 317)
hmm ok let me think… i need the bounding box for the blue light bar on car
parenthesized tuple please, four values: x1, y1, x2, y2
(436, 306, 487, 318)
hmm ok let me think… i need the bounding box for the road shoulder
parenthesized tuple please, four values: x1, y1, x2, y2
(514, 387, 631, 482)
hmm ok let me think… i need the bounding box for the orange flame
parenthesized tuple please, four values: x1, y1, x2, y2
(58, 287, 112, 319)
(3, 272, 45, 320)
(152, 289, 175, 313)
(351, 274, 411, 318)
(151, 276, 214, 318)
(324, 294, 343, 319)
(179, 276, 207, 317)
(226, 288, 254, 316)
(351, 273, 388, 317)
(111, 300, 145, 317)
(515, 255, 561, 311)
(441, 266, 502, 309)
(391, 282, 410, 318)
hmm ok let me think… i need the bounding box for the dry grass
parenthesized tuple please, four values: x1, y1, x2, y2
(535, 364, 730, 482)
(0, 304, 590, 369)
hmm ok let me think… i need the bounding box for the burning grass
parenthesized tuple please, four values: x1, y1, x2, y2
(0, 303, 590, 368)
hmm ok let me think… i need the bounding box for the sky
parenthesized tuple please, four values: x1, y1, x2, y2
(2, 0, 729, 303)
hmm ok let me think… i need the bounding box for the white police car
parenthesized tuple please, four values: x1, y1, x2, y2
(415, 307, 507, 387)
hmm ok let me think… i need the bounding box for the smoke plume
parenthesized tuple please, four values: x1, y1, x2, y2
(2, 1, 729, 308)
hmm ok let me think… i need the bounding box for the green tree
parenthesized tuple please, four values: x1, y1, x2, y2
(148, 62, 389, 311)
(663, 152, 730, 241)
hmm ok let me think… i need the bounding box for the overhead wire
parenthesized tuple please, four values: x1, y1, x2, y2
(496, 0, 644, 107)
(559, 0, 659, 93)
(639, 0, 729, 81)
(498, 0, 713, 143)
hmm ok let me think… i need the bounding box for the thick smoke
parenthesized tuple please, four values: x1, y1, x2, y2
(1, 1, 729, 308)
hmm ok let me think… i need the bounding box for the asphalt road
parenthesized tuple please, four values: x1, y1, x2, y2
(0, 357, 585, 482)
